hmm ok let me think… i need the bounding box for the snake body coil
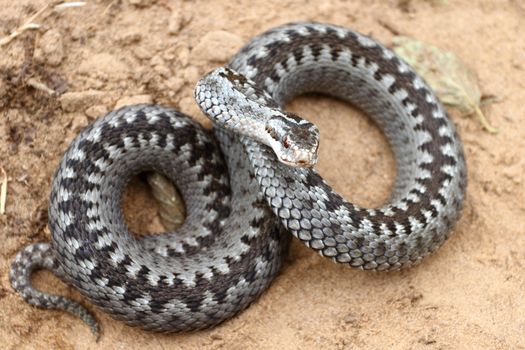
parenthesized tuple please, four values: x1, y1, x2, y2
(10, 23, 466, 334)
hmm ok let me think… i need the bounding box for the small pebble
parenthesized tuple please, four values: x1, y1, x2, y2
(35, 29, 64, 66)
(115, 94, 153, 109)
(192, 31, 243, 63)
(60, 90, 108, 112)
(183, 66, 200, 84)
(164, 77, 185, 94)
(178, 47, 190, 67)
(128, 0, 153, 8)
(85, 104, 109, 119)
(168, 11, 184, 34)
(117, 31, 142, 46)
(344, 313, 359, 324)
(70, 114, 89, 132)
(133, 46, 154, 60)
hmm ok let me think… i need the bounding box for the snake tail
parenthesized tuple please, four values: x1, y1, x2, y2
(10, 243, 100, 336)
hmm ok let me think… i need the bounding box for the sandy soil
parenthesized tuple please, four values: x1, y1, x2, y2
(1, 0, 524, 349)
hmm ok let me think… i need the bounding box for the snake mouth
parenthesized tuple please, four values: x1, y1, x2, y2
(278, 154, 317, 168)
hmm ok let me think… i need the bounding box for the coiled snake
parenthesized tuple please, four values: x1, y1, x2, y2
(10, 22, 467, 335)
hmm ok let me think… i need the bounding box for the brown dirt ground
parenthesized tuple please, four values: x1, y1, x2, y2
(1, 0, 524, 349)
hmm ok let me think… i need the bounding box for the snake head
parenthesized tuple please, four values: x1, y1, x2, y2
(195, 67, 320, 168)
(265, 113, 320, 168)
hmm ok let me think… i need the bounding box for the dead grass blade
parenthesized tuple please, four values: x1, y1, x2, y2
(0, 1, 86, 47)
(0, 167, 7, 215)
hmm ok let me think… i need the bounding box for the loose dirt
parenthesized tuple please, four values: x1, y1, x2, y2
(1, 1, 524, 349)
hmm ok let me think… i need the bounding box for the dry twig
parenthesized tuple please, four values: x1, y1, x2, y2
(0, 1, 86, 47)
(27, 78, 57, 95)
(0, 167, 7, 215)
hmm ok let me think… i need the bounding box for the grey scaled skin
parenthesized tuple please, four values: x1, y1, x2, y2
(9, 22, 466, 337)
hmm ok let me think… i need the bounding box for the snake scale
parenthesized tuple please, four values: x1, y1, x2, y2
(10, 22, 467, 335)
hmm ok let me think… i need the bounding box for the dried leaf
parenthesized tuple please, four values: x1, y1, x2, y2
(393, 36, 497, 133)
(0, 167, 7, 215)
(146, 173, 185, 231)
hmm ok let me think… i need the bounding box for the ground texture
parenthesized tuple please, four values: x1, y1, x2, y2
(1, 0, 524, 349)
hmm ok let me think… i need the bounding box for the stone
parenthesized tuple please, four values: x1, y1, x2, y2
(85, 104, 109, 119)
(164, 77, 185, 94)
(168, 11, 184, 34)
(36, 29, 64, 66)
(116, 31, 142, 46)
(70, 114, 89, 132)
(60, 90, 109, 112)
(114, 94, 153, 109)
(178, 47, 190, 67)
(191, 31, 243, 63)
(183, 66, 200, 84)
(129, 0, 155, 8)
